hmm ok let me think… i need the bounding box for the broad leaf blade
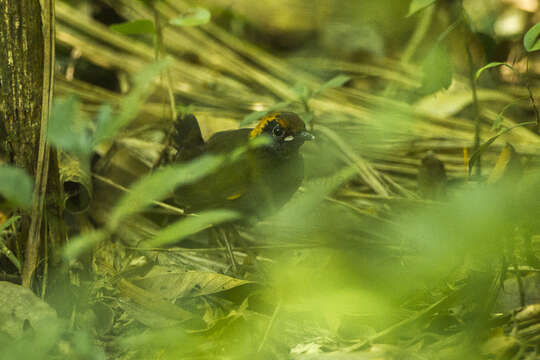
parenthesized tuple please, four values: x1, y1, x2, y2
(419, 43, 453, 95)
(136, 265, 252, 300)
(524, 22, 540, 52)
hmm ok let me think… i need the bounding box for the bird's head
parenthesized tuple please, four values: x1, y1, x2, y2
(249, 112, 314, 158)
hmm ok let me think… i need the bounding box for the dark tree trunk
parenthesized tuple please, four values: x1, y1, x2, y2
(0, 0, 44, 172)
(0, 0, 64, 289)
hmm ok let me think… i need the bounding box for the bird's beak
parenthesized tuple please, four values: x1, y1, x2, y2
(300, 131, 315, 141)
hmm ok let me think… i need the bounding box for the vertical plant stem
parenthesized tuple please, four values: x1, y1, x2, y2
(20, 0, 55, 288)
(525, 58, 540, 134)
(465, 41, 481, 176)
(153, 7, 178, 169)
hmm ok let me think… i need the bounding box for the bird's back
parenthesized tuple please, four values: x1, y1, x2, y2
(173, 115, 305, 218)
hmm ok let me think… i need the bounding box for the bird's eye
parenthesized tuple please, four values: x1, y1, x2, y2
(272, 125, 283, 137)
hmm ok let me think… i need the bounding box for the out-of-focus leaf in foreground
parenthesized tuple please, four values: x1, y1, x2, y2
(0, 166, 33, 209)
(146, 209, 240, 248)
(63, 230, 107, 261)
(420, 43, 453, 95)
(48, 96, 92, 157)
(110, 155, 224, 229)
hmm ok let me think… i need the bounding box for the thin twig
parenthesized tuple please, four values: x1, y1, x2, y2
(257, 296, 282, 353)
(525, 57, 540, 134)
(465, 42, 481, 176)
(344, 293, 456, 352)
(152, 7, 177, 169)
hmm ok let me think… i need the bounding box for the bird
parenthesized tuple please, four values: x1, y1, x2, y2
(172, 111, 314, 220)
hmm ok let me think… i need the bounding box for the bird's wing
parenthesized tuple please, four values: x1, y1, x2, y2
(204, 128, 253, 154)
(174, 128, 257, 212)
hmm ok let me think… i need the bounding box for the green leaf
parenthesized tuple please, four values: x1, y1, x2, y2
(407, 0, 436, 17)
(0, 166, 33, 208)
(491, 99, 525, 131)
(110, 20, 155, 35)
(239, 101, 290, 126)
(169, 8, 211, 27)
(147, 210, 240, 248)
(420, 43, 453, 95)
(313, 74, 351, 96)
(92, 59, 171, 147)
(475, 62, 517, 81)
(49, 96, 92, 156)
(524, 22, 540, 52)
(63, 230, 107, 261)
(135, 266, 252, 300)
(110, 155, 224, 229)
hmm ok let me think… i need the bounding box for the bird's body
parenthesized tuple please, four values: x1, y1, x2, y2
(173, 112, 313, 219)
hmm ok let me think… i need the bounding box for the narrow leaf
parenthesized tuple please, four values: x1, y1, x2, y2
(524, 22, 540, 53)
(407, 0, 436, 17)
(491, 99, 524, 131)
(110, 20, 155, 35)
(169, 8, 211, 27)
(468, 121, 537, 174)
(63, 230, 107, 260)
(475, 62, 517, 81)
(314, 74, 351, 96)
(147, 210, 240, 248)
(110, 155, 224, 228)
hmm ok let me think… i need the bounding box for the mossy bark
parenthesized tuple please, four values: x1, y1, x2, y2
(0, 0, 44, 171)
(0, 0, 64, 289)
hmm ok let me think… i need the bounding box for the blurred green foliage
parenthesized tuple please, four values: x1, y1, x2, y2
(2, 0, 540, 359)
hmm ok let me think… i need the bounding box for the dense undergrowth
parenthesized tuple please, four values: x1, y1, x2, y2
(1, 0, 540, 359)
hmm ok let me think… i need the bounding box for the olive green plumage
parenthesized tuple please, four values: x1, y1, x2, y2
(173, 112, 314, 218)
